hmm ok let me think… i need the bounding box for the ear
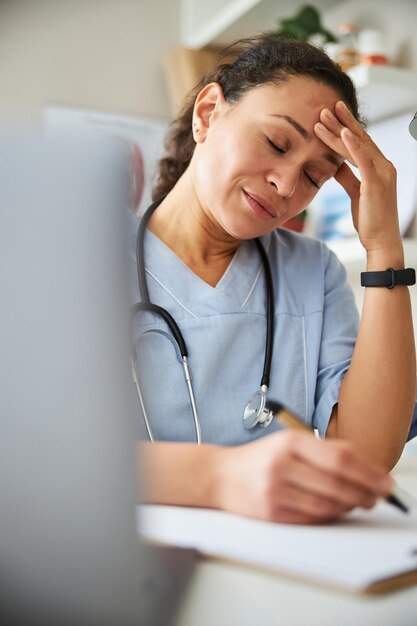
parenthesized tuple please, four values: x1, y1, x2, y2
(192, 82, 226, 143)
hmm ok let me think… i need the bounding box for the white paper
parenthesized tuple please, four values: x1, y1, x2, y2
(138, 503, 417, 592)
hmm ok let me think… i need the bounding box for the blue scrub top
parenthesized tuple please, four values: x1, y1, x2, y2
(130, 223, 417, 445)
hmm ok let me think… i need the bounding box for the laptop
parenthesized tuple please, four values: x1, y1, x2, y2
(0, 130, 194, 626)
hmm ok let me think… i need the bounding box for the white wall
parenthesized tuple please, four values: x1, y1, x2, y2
(0, 0, 180, 121)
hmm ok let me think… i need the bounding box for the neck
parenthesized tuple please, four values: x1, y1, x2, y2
(147, 173, 240, 285)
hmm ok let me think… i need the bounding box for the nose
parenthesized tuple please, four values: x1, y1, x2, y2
(268, 166, 298, 199)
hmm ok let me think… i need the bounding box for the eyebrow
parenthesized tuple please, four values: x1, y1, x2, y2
(270, 114, 342, 168)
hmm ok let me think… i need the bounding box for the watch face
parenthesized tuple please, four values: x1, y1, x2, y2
(410, 112, 417, 141)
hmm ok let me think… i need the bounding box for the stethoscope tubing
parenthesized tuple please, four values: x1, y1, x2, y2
(133, 197, 275, 443)
(136, 198, 189, 357)
(253, 238, 274, 388)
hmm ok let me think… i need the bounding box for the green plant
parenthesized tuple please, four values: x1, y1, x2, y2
(272, 4, 337, 43)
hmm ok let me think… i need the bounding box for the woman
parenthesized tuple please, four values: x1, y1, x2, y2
(133, 35, 417, 524)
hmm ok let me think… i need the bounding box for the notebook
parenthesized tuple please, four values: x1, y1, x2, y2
(139, 501, 417, 594)
(0, 130, 194, 626)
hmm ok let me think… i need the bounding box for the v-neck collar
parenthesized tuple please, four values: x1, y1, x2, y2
(142, 229, 270, 316)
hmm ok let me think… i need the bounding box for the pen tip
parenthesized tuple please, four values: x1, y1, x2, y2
(386, 493, 409, 514)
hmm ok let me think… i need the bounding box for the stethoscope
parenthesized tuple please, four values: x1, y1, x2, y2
(131, 197, 277, 443)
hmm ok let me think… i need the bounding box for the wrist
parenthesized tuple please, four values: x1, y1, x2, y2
(186, 442, 229, 509)
(208, 444, 236, 511)
(139, 441, 227, 509)
(365, 245, 404, 272)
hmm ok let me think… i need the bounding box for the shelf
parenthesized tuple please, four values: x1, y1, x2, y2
(181, 0, 260, 48)
(164, 49, 417, 123)
(178, 2, 417, 124)
(180, 0, 343, 48)
(348, 65, 417, 123)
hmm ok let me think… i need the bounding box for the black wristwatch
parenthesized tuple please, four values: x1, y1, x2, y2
(360, 267, 416, 289)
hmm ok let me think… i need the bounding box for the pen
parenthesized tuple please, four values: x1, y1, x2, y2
(266, 400, 410, 515)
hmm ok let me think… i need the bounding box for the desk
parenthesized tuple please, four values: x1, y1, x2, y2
(173, 457, 417, 626)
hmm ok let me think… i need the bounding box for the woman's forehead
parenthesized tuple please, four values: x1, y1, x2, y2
(239, 77, 340, 115)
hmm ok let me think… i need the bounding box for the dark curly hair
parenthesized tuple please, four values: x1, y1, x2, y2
(153, 34, 364, 201)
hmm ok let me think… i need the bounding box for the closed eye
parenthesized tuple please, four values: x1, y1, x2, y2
(304, 171, 319, 188)
(267, 138, 285, 154)
(267, 137, 321, 189)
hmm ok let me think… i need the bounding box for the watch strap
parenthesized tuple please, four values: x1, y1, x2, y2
(360, 267, 416, 289)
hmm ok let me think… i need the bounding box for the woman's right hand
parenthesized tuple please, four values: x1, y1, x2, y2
(216, 431, 394, 524)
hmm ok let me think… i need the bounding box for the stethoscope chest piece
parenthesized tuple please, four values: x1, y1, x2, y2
(243, 386, 273, 430)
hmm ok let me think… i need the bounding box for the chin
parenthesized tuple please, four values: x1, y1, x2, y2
(223, 219, 270, 241)
(214, 199, 276, 240)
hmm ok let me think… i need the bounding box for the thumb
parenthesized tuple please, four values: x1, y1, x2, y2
(334, 162, 361, 200)
(334, 162, 361, 231)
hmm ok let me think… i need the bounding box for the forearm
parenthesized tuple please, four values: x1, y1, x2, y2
(334, 248, 416, 470)
(137, 433, 394, 525)
(137, 441, 226, 508)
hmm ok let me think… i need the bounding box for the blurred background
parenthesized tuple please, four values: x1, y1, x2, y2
(0, 0, 416, 119)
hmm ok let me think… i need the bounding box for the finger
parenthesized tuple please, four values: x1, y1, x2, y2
(334, 162, 360, 229)
(319, 107, 357, 162)
(320, 106, 346, 136)
(340, 128, 378, 177)
(264, 505, 327, 525)
(334, 101, 368, 138)
(314, 121, 356, 167)
(292, 434, 393, 496)
(317, 104, 385, 168)
(334, 161, 360, 200)
(275, 482, 354, 520)
(283, 457, 377, 510)
(332, 102, 390, 169)
(334, 100, 384, 157)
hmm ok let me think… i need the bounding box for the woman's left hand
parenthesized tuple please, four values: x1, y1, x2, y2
(314, 101, 403, 257)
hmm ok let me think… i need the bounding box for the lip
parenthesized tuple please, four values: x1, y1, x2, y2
(243, 190, 278, 220)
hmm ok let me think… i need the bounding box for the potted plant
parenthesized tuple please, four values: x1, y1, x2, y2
(271, 4, 337, 45)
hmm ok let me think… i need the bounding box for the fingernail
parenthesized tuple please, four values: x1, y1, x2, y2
(315, 122, 327, 132)
(342, 127, 355, 141)
(323, 108, 334, 120)
(339, 101, 349, 113)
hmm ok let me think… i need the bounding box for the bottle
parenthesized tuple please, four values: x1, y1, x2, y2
(335, 23, 360, 71)
(358, 29, 389, 65)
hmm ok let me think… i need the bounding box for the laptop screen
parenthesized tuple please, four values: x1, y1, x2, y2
(0, 130, 193, 626)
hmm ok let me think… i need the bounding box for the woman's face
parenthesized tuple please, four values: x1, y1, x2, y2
(191, 75, 345, 240)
